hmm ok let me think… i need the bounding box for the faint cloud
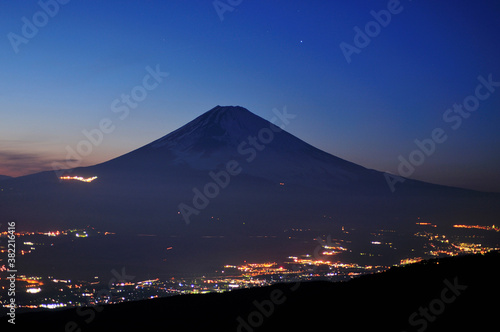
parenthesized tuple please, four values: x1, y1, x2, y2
(0, 150, 76, 177)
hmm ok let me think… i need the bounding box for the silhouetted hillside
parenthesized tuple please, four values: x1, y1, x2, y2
(3, 251, 499, 331)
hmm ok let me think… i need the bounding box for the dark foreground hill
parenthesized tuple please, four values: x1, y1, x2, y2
(3, 251, 499, 331)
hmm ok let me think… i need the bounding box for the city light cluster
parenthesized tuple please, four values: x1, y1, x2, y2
(453, 224, 499, 232)
(415, 230, 499, 256)
(400, 257, 423, 265)
(3, 224, 498, 314)
(26, 288, 41, 294)
(416, 222, 437, 227)
(236, 262, 287, 276)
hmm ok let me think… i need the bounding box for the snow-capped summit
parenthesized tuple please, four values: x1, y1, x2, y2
(148, 105, 269, 151)
(110, 105, 372, 189)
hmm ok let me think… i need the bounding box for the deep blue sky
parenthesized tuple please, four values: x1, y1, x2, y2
(1, 0, 499, 192)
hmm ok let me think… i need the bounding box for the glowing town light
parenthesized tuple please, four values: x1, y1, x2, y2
(453, 224, 499, 232)
(416, 222, 437, 227)
(39, 303, 66, 309)
(26, 288, 42, 294)
(59, 176, 98, 183)
(400, 257, 423, 265)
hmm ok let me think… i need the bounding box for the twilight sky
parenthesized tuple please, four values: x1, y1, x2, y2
(1, 0, 499, 192)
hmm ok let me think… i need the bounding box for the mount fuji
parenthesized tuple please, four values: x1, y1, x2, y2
(1, 106, 499, 234)
(2, 105, 500, 279)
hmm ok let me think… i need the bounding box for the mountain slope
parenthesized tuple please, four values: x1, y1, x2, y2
(0, 175, 12, 181)
(1, 105, 499, 280)
(1, 105, 499, 233)
(99, 105, 379, 190)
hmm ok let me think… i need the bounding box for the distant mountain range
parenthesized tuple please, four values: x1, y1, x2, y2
(1, 106, 498, 234)
(4, 251, 499, 331)
(0, 175, 12, 181)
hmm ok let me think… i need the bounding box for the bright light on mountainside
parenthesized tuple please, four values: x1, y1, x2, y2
(59, 176, 98, 183)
